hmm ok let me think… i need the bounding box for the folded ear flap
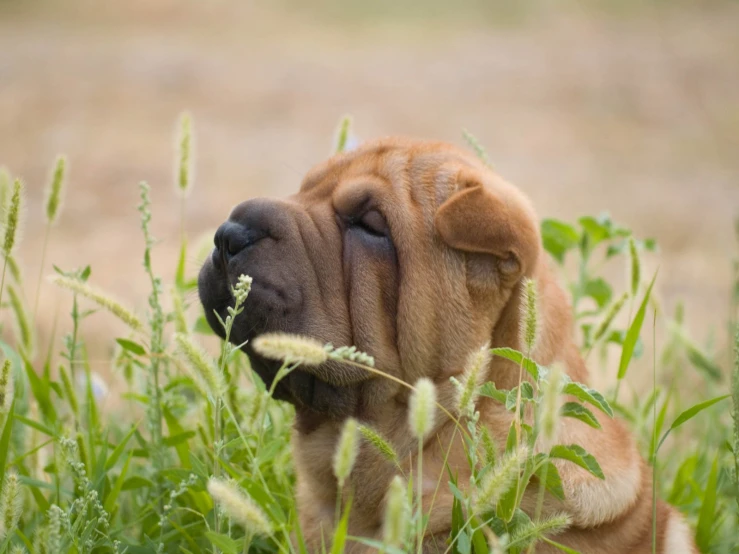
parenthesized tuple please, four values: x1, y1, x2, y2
(434, 168, 540, 280)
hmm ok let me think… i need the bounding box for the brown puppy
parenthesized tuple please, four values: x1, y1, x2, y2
(198, 138, 696, 553)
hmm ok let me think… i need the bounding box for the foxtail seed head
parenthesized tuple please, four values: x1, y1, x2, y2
(409, 378, 437, 441)
(473, 446, 528, 514)
(207, 478, 271, 536)
(592, 292, 628, 344)
(0, 168, 10, 225)
(51, 275, 144, 332)
(0, 470, 23, 540)
(0, 359, 13, 415)
(382, 475, 411, 547)
(359, 424, 398, 464)
(333, 417, 359, 488)
(333, 114, 352, 153)
(252, 333, 328, 366)
(176, 112, 194, 195)
(2, 179, 23, 258)
(8, 285, 33, 355)
(455, 343, 490, 417)
(45, 156, 66, 224)
(174, 333, 225, 398)
(510, 512, 572, 548)
(519, 278, 539, 353)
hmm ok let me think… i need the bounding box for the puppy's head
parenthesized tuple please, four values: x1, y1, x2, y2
(198, 138, 541, 420)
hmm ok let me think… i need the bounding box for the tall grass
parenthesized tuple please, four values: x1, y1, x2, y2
(0, 116, 736, 553)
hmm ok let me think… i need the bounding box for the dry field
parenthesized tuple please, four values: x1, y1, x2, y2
(1, 0, 737, 382)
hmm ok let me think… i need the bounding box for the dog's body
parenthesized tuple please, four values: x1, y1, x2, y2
(199, 138, 696, 553)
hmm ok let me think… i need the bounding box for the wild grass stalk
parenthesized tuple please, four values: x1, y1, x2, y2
(34, 156, 66, 322)
(137, 182, 167, 522)
(408, 377, 436, 553)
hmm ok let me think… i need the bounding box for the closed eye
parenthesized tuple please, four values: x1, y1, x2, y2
(349, 209, 388, 238)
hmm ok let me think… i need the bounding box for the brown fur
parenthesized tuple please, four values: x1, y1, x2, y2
(199, 137, 697, 553)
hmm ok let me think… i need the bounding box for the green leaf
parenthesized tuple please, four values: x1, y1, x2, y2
(490, 347, 542, 380)
(115, 338, 147, 356)
(617, 271, 657, 380)
(541, 219, 580, 264)
(534, 459, 565, 501)
(456, 529, 471, 554)
(24, 358, 57, 423)
(479, 382, 507, 403)
(560, 402, 601, 429)
(695, 453, 719, 550)
(578, 214, 612, 251)
(561, 379, 613, 417)
(122, 476, 155, 490)
(450, 472, 465, 552)
(163, 431, 196, 447)
(505, 382, 534, 411)
(505, 420, 518, 453)
(657, 395, 730, 453)
(205, 531, 239, 554)
(582, 277, 612, 310)
(672, 394, 730, 430)
(193, 315, 215, 335)
(606, 330, 644, 359)
(549, 444, 604, 480)
(163, 407, 192, 469)
(470, 523, 490, 554)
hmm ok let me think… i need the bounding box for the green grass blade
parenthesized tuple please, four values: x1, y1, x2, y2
(669, 395, 730, 431)
(13, 414, 54, 437)
(104, 451, 132, 514)
(657, 395, 729, 452)
(0, 399, 15, 488)
(330, 497, 352, 554)
(695, 452, 719, 550)
(105, 422, 139, 471)
(618, 271, 658, 380)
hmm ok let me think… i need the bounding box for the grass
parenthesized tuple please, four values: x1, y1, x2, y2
(0, 115, 737, 553)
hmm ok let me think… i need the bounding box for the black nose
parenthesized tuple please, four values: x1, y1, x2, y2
(213, 221, 267, 263)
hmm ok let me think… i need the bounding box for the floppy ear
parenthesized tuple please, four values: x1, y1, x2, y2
(434, 167, 540, 279)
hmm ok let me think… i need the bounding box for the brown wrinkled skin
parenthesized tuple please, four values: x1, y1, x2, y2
(198, 138, 697, 553)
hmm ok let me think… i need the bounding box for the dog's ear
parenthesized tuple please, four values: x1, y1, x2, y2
(434, 167, 540, 280)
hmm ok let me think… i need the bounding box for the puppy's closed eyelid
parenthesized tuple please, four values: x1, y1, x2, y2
(356, 210, 387, 235)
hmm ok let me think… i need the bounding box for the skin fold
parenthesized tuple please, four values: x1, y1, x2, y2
(198, 138, 696, 553)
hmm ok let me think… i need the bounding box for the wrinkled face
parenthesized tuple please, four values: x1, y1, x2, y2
(198, 139, 539, 420)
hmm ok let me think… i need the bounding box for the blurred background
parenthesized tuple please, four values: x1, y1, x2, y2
(1, 0, 737, 382)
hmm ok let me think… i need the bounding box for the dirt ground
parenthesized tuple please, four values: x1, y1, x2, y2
(1, 0, 737, 387)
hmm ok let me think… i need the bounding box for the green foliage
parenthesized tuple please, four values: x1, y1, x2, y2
(0, 120, 734, 554)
